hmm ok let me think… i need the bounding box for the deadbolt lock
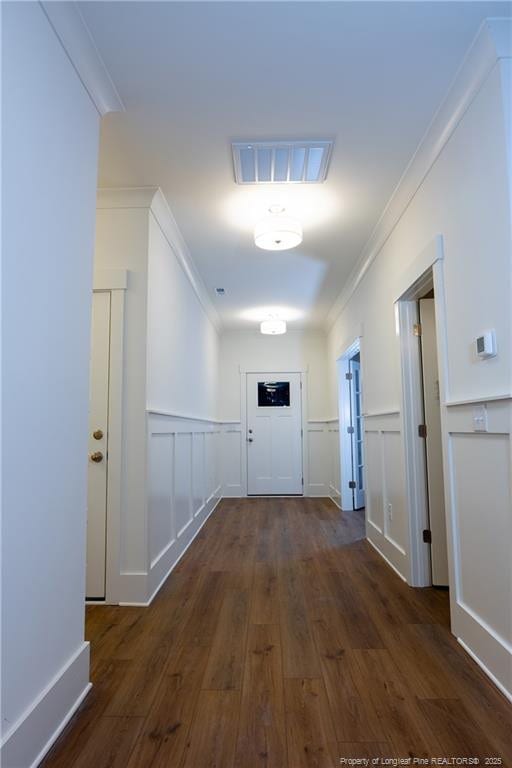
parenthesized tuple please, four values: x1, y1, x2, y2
(93, 429, 103, 440)
(90, 451, 104, 463)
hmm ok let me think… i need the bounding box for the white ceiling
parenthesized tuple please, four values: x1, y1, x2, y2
(80, 1, 510, 329)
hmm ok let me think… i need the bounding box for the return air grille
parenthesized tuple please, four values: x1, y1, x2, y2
(232, 140, 333, 184)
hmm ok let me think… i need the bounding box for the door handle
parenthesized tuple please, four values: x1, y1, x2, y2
(90, 451, 104, 463)
(247, 437, 253, 442)
(92, 429, 103, 440)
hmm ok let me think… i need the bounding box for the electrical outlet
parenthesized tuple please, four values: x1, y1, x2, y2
(472, 404, 488, 432)
(387, 502, 393, 521)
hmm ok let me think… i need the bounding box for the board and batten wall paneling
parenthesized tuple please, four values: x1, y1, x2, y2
(219, 419, 340, 501)
(444, 399, 512, 699)
(147, 412, 221, 601)
(306, 420, 341, 505)
(329, 423, 342, 507)
(307, 422, 330, 496)
(221, 424, 244, 497)
(364, 413, 409, 579)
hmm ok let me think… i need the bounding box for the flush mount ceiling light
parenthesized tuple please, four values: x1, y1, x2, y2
(254, 207, 303, 251)
(232, 140, 333, 184)
(260, 318, 287, 335)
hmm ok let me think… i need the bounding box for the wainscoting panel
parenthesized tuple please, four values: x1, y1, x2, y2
(382, 430, 407, 555)
(364, 429, 384, 533)
(307, 422, 330, 496)
(148, 433, 175, 566)
(364, 412, 408, 579)
(219, 419, 339, 500)
(147, 411, 221, 601)
(220, 423, 243, 497)
(192, 432, 205, 517)
(444, 398, 512, 699)
(328, 423, 341, 506)
(175, 432, 193, 537)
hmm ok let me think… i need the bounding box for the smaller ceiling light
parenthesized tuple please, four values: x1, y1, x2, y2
(254, 207, 303, 251)
(260, 318, 287, 335)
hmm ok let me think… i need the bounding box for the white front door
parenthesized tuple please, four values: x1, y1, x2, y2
(349, 358, 365, 510)
(86, 291, 110, 599)
(419, 298, 449, 587)
(246, 372, 303, 495)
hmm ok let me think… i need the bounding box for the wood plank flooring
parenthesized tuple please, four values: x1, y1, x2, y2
(42, 498, 512, 768)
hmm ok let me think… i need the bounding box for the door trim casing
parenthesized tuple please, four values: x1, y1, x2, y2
(395, 235, 448, 588)
(90, 270, 127, 604)
(239, 368, 308, 497)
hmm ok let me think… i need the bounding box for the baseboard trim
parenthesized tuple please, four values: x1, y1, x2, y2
(147, 492, 221, 605)
(122, 490, 222, 607)
(0, 642, 90, 768)
(367, 537, 407, 583)
(457, 638, 512, 704)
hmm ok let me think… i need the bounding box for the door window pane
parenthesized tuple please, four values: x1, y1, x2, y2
(258, 381, 290, 407)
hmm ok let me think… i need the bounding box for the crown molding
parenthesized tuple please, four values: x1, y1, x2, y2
(97, 187, 222, 331)
(149, 189, 222, 331)
(325, 17, 511, 330)
(97, 187, 159, 210)
(40, 1, 124, 115)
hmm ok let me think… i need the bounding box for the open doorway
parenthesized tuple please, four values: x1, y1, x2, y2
(418, 292, 449, 586)
(338, 340, 365, 512)
(397, 268, 449, 588)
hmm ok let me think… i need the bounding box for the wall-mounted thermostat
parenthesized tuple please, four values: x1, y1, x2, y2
(475, 330, 496, 359)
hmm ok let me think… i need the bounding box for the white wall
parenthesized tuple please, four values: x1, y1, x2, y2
(93, 189, 221, 604)
(147, 212, 218, 420)
(95, 206, 150, 576)
(218, 329, 330, 420)
(2, 4, 100, 766)
(327, 55, 512, 696)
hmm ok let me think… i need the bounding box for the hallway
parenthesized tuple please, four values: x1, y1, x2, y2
(42, 498, 511, 767)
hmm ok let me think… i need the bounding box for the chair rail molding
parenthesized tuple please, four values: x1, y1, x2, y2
(40, 1, 124, 115)
(326, 18, 512, 329)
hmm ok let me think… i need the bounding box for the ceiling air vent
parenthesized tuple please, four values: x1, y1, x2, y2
(232, 140, 333, 185)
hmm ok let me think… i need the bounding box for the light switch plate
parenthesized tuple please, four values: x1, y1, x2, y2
(472, 404, 488, 432)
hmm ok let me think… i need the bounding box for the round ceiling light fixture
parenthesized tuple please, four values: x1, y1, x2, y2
(260, 318, 287, 335)
(254, 207, 303, 251)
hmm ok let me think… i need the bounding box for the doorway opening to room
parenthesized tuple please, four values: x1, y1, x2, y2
(245, 372, 304, 496)
(397, 266, 449, 588)
(337, 340, 366, 512)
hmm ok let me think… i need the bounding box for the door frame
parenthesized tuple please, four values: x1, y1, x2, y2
(337, 338, 363, 511)
(239, 368, 308, 497)
(394, 235, 450, 588)
(90, 270, 126, 604)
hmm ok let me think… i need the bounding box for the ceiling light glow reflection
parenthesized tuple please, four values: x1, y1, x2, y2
(222, 186, 339, 234)
(240, 306, 304, 323)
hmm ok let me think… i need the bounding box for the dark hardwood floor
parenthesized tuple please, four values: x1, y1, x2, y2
(42, 498, 512, 767)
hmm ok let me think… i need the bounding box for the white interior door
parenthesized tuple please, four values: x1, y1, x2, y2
(86, 291, 110, 599)
(349, 357, 365, 510)
(419, 298, 449, 587)
(246, 373, 303, 495)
